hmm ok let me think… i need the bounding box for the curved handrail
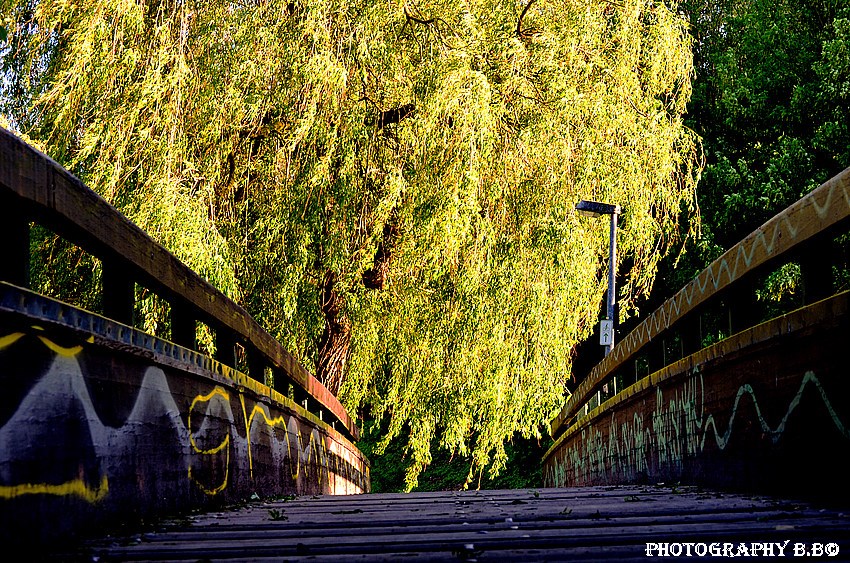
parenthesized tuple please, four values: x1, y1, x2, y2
(552, 165, 850, 436)
(0, 126, 358, 440)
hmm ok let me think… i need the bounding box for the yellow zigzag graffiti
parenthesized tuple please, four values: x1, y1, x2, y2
(0, 330, 349, 502)
(0, 476, 109, 502)
(0, 330, 108, 501)
(188, 388, 233, 496)
(246, 402, 333, 485)
(187, 386, 337, 496)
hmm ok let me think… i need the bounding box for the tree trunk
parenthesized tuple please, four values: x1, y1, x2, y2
(362, 214, 400, 290)
(317, 271, 351, 396)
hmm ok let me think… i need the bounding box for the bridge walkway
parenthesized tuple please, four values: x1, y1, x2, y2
(68, 485, 850, 562)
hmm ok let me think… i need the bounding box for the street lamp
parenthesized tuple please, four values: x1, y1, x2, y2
(576, 199, 621, 357)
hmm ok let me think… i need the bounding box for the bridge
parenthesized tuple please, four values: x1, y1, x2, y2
(2, 127, 850, 559)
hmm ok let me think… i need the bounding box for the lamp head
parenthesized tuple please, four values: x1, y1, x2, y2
(576, 199, 621, 217)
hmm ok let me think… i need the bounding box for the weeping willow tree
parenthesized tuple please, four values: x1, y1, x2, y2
(1, 0, 700, 488)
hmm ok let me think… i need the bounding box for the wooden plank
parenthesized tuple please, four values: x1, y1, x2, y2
(0, 127, 358, 440)
(69, 485, 850, 562)
(553, 166, 850, 435)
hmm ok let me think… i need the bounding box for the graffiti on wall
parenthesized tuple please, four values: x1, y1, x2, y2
(545, 368, 849, 488)
(0, 325, 368, 506)
(188, 385, 366, 496)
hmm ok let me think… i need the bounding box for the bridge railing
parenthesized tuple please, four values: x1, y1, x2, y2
(0, 126, 358, 441)
(552, 165, 850, 439)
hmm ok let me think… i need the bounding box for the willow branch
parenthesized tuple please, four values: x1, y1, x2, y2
(517, 0, 538, 38)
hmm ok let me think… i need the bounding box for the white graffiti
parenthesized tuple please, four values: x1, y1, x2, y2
(546, 369, 848, 487)
(0, 334, 367, 503)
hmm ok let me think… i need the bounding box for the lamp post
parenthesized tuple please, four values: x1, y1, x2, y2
(576, 199, 621, 357)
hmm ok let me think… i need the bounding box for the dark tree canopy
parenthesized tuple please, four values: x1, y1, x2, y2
(648, 0, 850, 313)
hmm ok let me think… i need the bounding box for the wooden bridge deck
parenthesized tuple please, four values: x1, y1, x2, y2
(65, 486, 850, 562)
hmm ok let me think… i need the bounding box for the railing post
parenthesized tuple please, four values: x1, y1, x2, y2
(290, 384, 309, 411)
(171, 304, 196, 349)
(679, 311, 703, 358)
(800, 244, 833, 304)
(648, 337, 665, 374)
(274, 370, 290, 398)
(215, 329, 236, 368)
(247, 345, 266, 382)
(0, 194, 30, 287)
(727, 278, 758, 335)
(102, 262, 134, 325)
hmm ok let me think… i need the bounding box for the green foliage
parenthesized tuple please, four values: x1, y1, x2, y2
(267, 508, 288, 521)
(756, 262, 801, 303)
(683, 0, 850, 251)
(2, 0, 699, 488)
(358, 419, 550, 493)
(641, 0, 850, 341)
(28, 225, 102, 312)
